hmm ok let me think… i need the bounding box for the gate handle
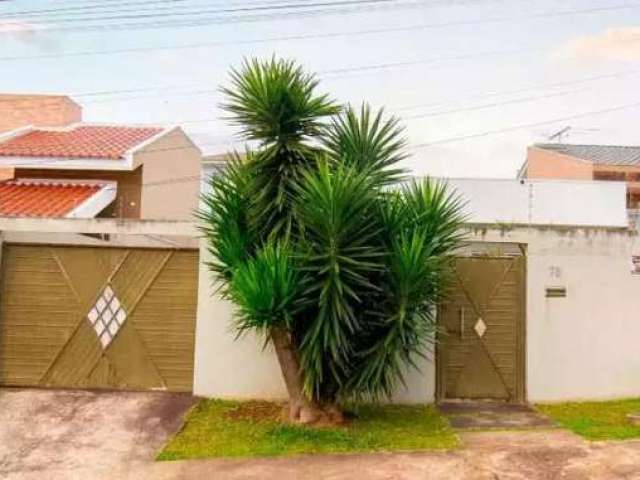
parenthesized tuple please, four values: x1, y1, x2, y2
(460, 306, 465, 339)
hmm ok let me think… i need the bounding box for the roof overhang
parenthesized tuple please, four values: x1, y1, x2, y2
(0, 178, 117, 218)
(0, 122, 175, 172)
(0, 156, 133, 171)
(65, 180, 117, 218)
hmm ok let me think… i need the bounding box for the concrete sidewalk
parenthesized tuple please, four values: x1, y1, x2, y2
(122, 430, 640, 480)
(3, 389, 640, 480)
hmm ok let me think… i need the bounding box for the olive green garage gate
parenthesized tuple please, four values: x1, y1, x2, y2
(436, 254, 526, 403)
(0, 244, 199, 392)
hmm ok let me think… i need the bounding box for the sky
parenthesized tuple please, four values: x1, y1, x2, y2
(1, 0, 640, 178)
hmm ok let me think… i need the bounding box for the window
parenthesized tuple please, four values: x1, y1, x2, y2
(632, 256, 640, 275)
(594, 171, 626, 181)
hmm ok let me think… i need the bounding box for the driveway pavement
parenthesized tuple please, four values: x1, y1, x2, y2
(2, 389, 640, 480)
(0, 388, 195, 480)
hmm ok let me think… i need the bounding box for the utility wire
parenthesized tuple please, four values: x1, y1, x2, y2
(411, 100, 640, 148)
(0, 46, 542, 112)
(403, 86, 594, 120)
(393, 69, 640, 112)
(4, 66, 640, 115)
(4, 63, 639, 125)
(320, 46, 537, 76)
(2, 0, 400, 24)
(0, 0, 432, 33)
(2, 3, 637, 60)
(0, 0, 295, 18)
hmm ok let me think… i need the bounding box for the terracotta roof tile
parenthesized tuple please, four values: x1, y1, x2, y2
(0, 179, 104, 217)
(0, 125, 164, 160)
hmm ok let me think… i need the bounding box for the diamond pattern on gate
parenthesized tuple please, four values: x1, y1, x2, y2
(474, 317, 487, 338)
(87, 285, 127, 349)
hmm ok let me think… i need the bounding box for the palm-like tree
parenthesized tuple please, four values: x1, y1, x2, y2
(201, 58, 465, 424)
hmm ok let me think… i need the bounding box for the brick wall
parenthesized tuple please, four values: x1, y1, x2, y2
(0, 95, 82, 132)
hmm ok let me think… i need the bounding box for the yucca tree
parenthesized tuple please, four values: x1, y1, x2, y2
(201, 57, 465, 425)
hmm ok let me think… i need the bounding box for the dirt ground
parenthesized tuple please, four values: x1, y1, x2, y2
(3, 389, 640, 480)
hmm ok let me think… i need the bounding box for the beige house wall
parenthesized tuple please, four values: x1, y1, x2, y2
(193, 225, 640, 404)
(0, 95, 81, 132)
(133, 127, 201, 221)
(525, 147, 594, 180)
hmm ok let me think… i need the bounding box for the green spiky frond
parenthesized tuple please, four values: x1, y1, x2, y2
(346, 178, 467, 400)
(221, 57, 341, 241)
(198, 152, 256, 294)
(221, 57, 340, 146)
(324, 104, 407, 187)
(229, 242, 304, 336)
(293, 162, 385, 396)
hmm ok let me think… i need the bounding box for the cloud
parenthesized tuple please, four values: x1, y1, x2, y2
(555, 26, 640, 63)
(0, 20, 40, 43)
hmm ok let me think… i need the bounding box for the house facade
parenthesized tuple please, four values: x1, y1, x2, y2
(1, 177, 639, 402)
(0, 123, 201, 220)
(192, 178, 640, 403)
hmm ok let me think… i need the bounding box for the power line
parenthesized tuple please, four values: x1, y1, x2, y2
(393, 68, 640, 112)
(3, 0, 399, 24)
(0, 0, 432, 33)
(403, 86, 594, 120)
(4, 66, 639, 121)
(411, 100, 640, 148)
(0, 46, 543, 114)
(320, 46, 536, 76)
(0, 0, 191, 17)
(5, 60, 639, 131)
(0, 0, 290, 18)
(2, 3, 637, 61)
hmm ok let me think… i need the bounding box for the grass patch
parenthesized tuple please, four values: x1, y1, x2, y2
(537, 398, 640, 441)
(158, 400, 458, 460)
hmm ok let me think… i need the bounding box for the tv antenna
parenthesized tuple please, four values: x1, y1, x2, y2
(547, 126, 571, 143)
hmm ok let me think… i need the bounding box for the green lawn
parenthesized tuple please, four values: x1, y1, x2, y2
(158, 400, 458, 460)
(537, 398, 640, 441)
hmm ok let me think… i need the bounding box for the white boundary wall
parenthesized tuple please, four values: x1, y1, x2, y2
(194, 225, 640, 404)
(194, 241, 435, 402)
(442, 178, 628, 228)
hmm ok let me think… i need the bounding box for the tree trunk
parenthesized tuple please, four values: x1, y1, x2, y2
(270, 326, 330, 425)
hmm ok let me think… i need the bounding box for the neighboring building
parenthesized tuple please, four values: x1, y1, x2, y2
(202, 153, 229, 172)
(0, 94, 82, 133)
(0, 123, 201, 220)
(201, 153, 229, 194)
(519, 144, 640, 208)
